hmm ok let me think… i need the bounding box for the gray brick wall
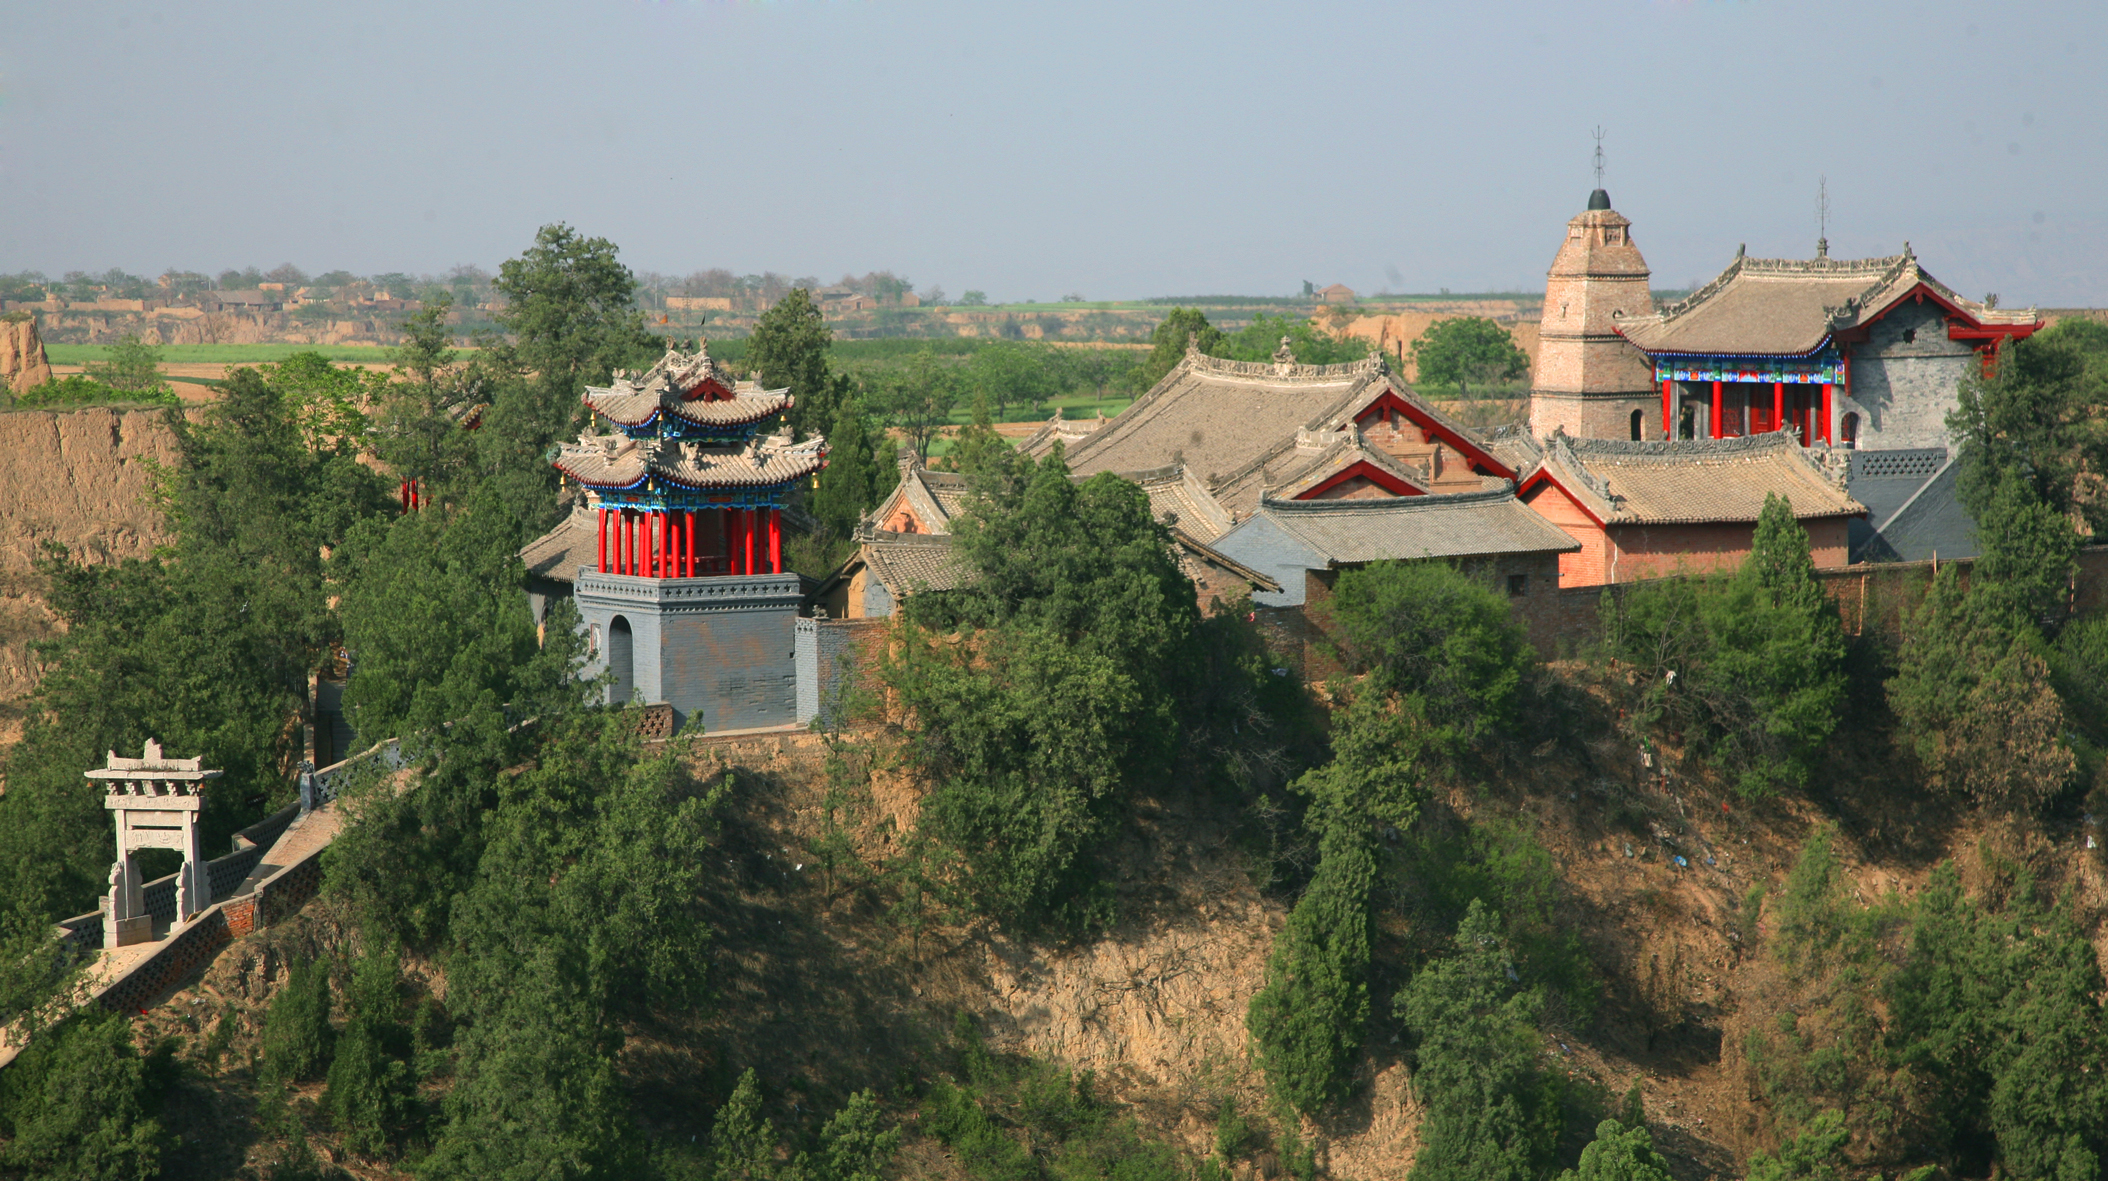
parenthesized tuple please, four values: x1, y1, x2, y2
(576, 572, 803, 734)
(1843, 301, 1973, 451)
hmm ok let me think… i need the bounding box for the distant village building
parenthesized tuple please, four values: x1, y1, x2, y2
(520, 344, 828, 733)
(1523, 187, 2044, 564)
(1516, 431, 1863, 586)
(1316, 283, 1356, 305)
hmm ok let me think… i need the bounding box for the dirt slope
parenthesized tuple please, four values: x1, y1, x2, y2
(0, 406, 187, 745)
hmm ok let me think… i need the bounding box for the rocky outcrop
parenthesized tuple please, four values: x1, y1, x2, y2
(0, 315, 54, 394)
(0, 406, 188, 721)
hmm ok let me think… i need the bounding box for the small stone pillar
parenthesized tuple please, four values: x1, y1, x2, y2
(90, 740, 222, 946)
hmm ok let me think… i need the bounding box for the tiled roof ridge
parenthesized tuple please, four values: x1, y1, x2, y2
(1258, 481, 1518, 514)
(1646, 249, 1911, 327)
(1557, 428, 1802, 460)
(1267, 430, 1432, 497)
(1204, 377, 1389, 494)
(1182, 347, 1388, 382)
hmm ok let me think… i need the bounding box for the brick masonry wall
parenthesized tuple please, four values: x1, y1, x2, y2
(1847, 300, 1974, 451)
(798, 617, 891, 726)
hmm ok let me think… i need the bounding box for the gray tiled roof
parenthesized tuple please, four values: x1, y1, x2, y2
(520, 503, 598, 582)
(1120, 464, 1236, 542)
(1238, 485, 1580, 564)
(864, 532, 970, 595)
(582, 345, 792, 430)
(1617, 250, 2040, 357)
(1065, 348, 1387, 486)
(1531, 430, 1864, 525)
(1016, 407, 1110, 459)
(553, 433, 828, 491)
(1863, 455, 1979, 563)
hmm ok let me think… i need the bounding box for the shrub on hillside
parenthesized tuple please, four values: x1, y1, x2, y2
(1603, 494, 1846, 797)
(1323, 558, 1535, 758)
(261, 955, 335, 1083)
(1395, 900, 1562, 1181)
(0, 1011, 173, 1180)
(1887, 567, 2075, 811)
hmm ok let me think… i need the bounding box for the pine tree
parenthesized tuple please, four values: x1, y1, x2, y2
(811, 399, 878, 540)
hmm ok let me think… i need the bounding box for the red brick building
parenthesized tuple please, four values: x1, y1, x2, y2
(1517, 431, 1864, 586)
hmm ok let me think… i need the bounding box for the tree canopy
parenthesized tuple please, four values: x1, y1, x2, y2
(1410, 317, 1532, 393)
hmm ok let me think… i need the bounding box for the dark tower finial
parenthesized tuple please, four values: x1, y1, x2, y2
(1816, 176, 1830, 259)
(1586, 127, 1611, 210)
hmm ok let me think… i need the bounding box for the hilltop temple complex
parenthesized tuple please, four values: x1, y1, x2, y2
(516, 188, 2061, 734)
(1521, 187, 2043, 564)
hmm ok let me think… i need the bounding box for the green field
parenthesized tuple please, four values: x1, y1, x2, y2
(45, 343, 423, 366)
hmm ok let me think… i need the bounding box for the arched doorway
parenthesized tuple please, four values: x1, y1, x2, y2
(1841, 412, 1860, 448)
(1629, 409, 1645, 441)
(607, 616, 634, 705)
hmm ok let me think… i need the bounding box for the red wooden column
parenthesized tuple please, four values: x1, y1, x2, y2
(768, 508, 782, 574)
(727, 509, 743, 575)
(1661, 379, 1673, 438)
(597, 508, 607, 573)
(628, 511, 639, 576)
(1710, 381, 1723, 439)
(1772, 382, 1785, 435)
(1820, 383, 1833, 443)
(683, 510, 695, 577)
(658, 512, 670, 577)
(744, 508, 757, 575)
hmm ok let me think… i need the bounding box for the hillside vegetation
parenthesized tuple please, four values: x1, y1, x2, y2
(2, 233, 2106, 1181)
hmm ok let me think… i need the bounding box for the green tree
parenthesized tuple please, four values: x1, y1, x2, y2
(0, 1012, 169, 1181)
(333, 483, 587, 745)
(1409, 317, 1531, 395)
(1130, 308, 1223, 393)
(1605, 495, 1845, 798)
(1556, 1119, 1672, 1181)
(327, 941, 415, 1157)
(965, 341, 1060, 419)
(875, 349, 960, 465)
(708, 1069, 781, 1180)
(889, 451, 1199, 928)
(1950, 319, 2108, 543)
(749, 287, 848, 439)
(1245, 808, 1377, 1114)
(805, 1089, 902, 1181)
(490, 223, 659, 398)
(483, 224, 661, 531)
(959, 290, 989, 307)
(1215, 313, 1369, 367)
(1701, 495, 1848, 795)
(81, 333, 170, 397)
(1742, 1111, 1850, 1181)
(1887, 567, 2075, 810)
(1325, 560, 1534, 757)
(261, 956, 335, 1083)
(1396, 901, 1561, 1181)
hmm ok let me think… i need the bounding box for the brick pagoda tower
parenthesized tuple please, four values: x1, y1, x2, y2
(546, 344, 828, 733)
(1526, 189, 1660, 442)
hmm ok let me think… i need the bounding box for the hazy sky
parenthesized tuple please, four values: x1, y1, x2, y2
(8, 1, 2107, 304)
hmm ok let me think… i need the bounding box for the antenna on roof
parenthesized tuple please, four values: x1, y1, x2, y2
(1816, 176, 1830, 259)
(1591, 126, 1606, 188)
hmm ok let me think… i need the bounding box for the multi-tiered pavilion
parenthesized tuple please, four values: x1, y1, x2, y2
(530, 345, 827, 732)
